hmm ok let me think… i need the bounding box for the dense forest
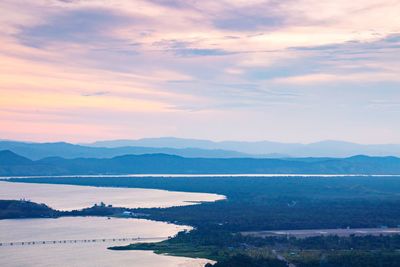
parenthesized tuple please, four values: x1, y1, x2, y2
(0, 200, 58, 219)
(3, 149, 400, 175)
(0, 199, 128, 220)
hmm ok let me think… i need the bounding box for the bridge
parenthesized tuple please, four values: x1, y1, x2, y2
(0, 237, 167, 247)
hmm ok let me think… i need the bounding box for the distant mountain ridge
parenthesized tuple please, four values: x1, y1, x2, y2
(3, 138, 400, 160)
(0, 141, 258, 160)
(86, 138, 400, 158)
(0, 150, 32, 165)
(1, 150, 400, 176)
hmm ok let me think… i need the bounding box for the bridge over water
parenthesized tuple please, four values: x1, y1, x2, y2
(0, 237, 167, 247)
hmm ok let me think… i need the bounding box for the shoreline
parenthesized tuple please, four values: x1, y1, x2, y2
(3, 174, 400, 179)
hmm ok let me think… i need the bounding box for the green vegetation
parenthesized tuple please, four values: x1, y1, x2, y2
(288, 250, 400, 267)
(0, 199, 128, 220)
(17, 176, 400, 230)
(0, 200, 58, 219)
(112, 240, 220, 260)
(113, 230, 400, 266)
(7, 176, 400, 266)
(111, 229, 287, 266)
(3, 149, 400, 175)
(206, 254, 287, 267)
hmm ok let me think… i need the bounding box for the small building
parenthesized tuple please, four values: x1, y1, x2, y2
(121, 211, 132, 217)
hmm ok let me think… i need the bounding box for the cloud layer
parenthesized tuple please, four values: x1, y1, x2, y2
(1, 0, 400, 143)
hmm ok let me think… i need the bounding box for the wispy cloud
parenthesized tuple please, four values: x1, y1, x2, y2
(1, 0, 400, 142)
(81, 91, 110, 97)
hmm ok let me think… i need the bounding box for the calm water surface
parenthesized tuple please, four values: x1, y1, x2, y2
(0, 181, 225, 211)
(0, 181, 222, 267)
(0, 217, 212, 267)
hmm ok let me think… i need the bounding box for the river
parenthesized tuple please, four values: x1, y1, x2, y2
(0, 181, 223, 266)
(0, 181, 225, 210)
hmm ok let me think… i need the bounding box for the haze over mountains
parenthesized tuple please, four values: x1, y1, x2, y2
(1, 150, 400, 176)
(1, 137, 400, 176)
(1, 138, 400, 160)
(87, 137, 400, 158)
(0, 140, 250, 160)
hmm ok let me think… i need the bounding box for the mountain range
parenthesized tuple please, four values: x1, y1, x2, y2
(1, 150, 400, 176)
(86, 137, 400, 158)
(0, 141, 253, 160)
(1, 138, 400, 161)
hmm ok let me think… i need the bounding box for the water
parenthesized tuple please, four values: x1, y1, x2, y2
(0, 181, 222, 266)
(0, 246, 212, 267)
(0, 181, 225, 211)
(0, 217, 186, 243)
(4, 174, 400, 178)
(0, 217, 212, 267)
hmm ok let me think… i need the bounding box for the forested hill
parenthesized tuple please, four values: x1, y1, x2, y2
(0, 141, 252, 160)
(1, 150, 400, 176)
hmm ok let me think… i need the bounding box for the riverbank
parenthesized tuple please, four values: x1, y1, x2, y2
(0, 199, 136, 220)
(4, 176, 400, 266)
(0, 216, 213, 267)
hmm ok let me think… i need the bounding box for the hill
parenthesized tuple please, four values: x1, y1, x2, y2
(0, 141, 253, 160)
(0, 200, 58, 219)
(1, 150, 400, 176)
(87, 138, 400, 157)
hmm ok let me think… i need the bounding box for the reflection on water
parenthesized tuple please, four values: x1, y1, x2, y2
(0, 181, 222, 266)
(0, 245, 212, 267)
(0, 217, 213, 267)
(0, 181, 225, 211)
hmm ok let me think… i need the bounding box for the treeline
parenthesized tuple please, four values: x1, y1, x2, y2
(292, 251, 400, 267)
(205, 254, 287, 267)
(287, 235, 400, 250)
(0, 200, 58, 219)
(113, 228, 400, 267)
(135, 229, 400, 252)
(0, 200, 126, 220)
(3, 149, 400, 175)
(137, 198, 400, 232)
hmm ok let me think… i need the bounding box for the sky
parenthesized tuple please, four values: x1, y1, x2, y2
(1, 0, 400, 144)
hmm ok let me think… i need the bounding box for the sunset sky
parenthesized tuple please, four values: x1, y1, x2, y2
(1, 0, 400, 143)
